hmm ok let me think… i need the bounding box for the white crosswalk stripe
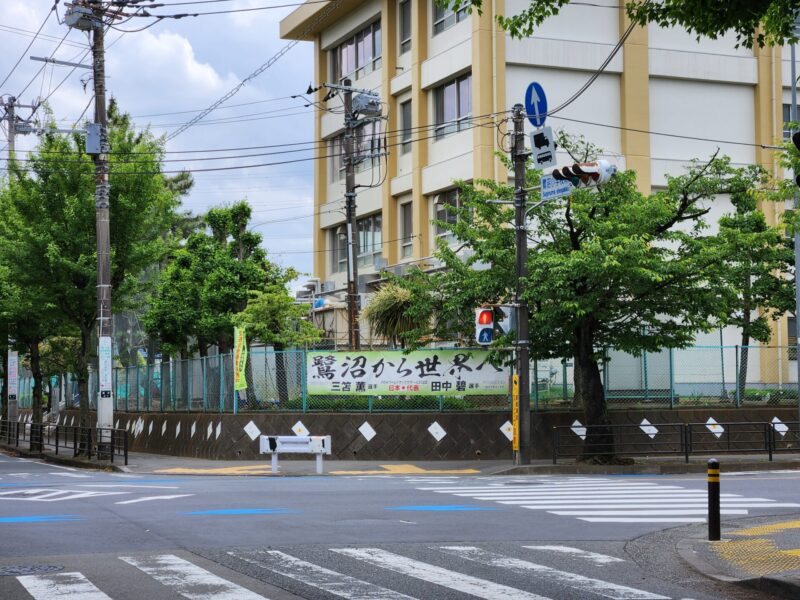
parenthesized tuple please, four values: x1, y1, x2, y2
(119, 554, 269, 599)
(331, 547, 551, 600)
(10, 545, 680, 600)
(17, 571, 112, 600)
(228, 549, 416, 599)
(418, 477, 800, 523)
(437, 546, 669, 600)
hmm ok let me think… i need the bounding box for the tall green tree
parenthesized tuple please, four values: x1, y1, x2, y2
(396, 140, 784, 461)
(0, 101, 181, 429)
(444, 0, 800, 47)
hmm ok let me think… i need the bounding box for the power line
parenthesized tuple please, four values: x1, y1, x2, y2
(0, 3, 57, 90)
(126, 0, 333, 19)
(0, 24, 88, 49)
(165, 0, 343, 141)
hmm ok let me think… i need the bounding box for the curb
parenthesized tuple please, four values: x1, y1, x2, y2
(740, 575, 800, 600)
(1, 445, 124, 472)
(492, 460, 800, 476)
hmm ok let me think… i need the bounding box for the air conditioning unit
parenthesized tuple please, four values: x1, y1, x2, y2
(321, 280, 335, 293)
(357, 273, 380, 293)
(373, 256, 388, 270)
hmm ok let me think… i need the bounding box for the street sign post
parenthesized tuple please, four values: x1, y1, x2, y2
(512, 374, 520, 452)
(525, 82, 547, 127)
(540, 173, 573, 201)
(530, 125, 556, 169)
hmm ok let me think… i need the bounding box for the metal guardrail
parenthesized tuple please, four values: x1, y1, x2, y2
(0, 419, 128, 466)
(552, 421, 800, 464)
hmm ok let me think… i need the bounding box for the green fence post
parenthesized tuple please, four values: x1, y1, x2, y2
(720, 330, 726, 399)
(202, 356, 207, 411)
(533, 358, 539, 411)
(219, 354, 224, 413)
(735, 345, 741, 407)
(669, 348, 675, 409)
(146, 363, 151, 412)
(643, 350, 649, 403)
(135, 363, 139, 412)
(124, 367, 129, 412)
(301, 349, 308, 413)
(603, 348, 609, 405)
(160, 362, 164, 412)
(562, 360, 568, 403)
(187, 359, 193, 412)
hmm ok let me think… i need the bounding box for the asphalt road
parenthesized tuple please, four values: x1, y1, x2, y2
(0, 451, 797, 599)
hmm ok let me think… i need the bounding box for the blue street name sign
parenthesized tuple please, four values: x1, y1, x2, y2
(525, 82, 547, 127)
(540, 174, 573, 201)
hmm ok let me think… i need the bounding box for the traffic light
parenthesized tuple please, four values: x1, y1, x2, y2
(551, 160, 617, 188)
(475, 307, 494, 345)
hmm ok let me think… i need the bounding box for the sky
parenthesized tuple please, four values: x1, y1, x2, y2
(0, 0, 318, 287)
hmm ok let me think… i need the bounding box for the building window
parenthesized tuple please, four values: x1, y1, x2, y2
(784, 104, 800, 139)
(357, 213, 383, 268)
(401, 202, 413, 258)
(434, 189, 461, 240)
(329, 120, 382, 181)
(433, 3, 468, 35)
(399, 0, 411, 54)
(332, 226, 348, 273)
(400, 100, 412, 154)
(331, 21, 382, 83)
(434, 73, 471, 140)
(789, 316, 797, 360)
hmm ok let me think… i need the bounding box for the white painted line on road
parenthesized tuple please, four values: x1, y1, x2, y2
(522, 546, 623, 565)
(331, 547, 550, 600)
(459, 491, 742, 498)
(549, 509, 749, 516)
(488, 497, 764, 504)
(79, 484, 180, 489)
(230, 549, 417, 599)
(116, 494, 193, 505)
(438, 546, 668, 600)
(420, 484, 671, 492)
(119, 554, 268, 600)
(40, 463, 77, 471)
(580, 517, 707, 523)
(17, 571, 112, 600)
(508, 503, 799, 509)
(48, 472, 91, 478)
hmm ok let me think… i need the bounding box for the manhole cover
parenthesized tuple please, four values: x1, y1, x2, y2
(0, 565, 63, 577)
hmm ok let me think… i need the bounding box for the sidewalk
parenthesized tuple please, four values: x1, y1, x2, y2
(680, 517, 800, 600)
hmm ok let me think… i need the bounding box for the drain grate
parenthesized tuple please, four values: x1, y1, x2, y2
(0, 565, 63, 577)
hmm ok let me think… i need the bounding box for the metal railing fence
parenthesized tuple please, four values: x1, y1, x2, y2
(5, 344, 800, 413)
(0, 419, 128, 465)
(553, 421, 800, 464)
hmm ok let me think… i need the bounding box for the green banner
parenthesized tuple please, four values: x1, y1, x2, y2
(307, 350, 508, 396)
(233, 327, 248, 391)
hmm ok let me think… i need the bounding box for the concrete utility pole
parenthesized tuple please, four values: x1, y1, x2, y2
(90, 3, 114, 436)
(512, 104, 531, 464)
(5, 96, 15, 158)
(791, 34, 800, 426)
(65, 0, 114, 435)
(343, 78, 361, 351)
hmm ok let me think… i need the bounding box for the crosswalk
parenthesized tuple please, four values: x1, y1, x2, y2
(9, 546, 686, 599)
(418, 477, 800, 523)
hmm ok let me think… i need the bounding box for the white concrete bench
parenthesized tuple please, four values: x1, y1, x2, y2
(259, 435, 332, 474)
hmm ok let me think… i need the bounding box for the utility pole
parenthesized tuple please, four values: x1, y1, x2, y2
(5, 96, 15, 159)
(791, 33, 800, 427)
(512, 104, 531, 464)
(65, 1, 114, 437)
(343, 78, 361, 351)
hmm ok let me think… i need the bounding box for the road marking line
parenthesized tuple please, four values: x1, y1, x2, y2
(579, 517, 707, 523)
(229, 549, 416, 599)
(438, 546, 668, 600)
(48, 472, 91, 478)
(331, 547, 550, 600)
(484, 497, 767, 504)
(79, 484, 180, 489)
(419, 484, 670, 491)
(550, 509, 749, 516)
(17, 571, 111, 599)
(119, 554, 268, 600)
(330, 465, 480, 476)
(512, 503, 799, 509)
(116, 494, 193, 505)
(39, 463, 77, 471)
(522, 546, 623, 565)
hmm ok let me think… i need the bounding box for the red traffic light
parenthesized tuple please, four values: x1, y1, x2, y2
(477, 309, 493, 325)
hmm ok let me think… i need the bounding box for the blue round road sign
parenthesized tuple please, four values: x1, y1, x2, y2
(525, 82, 547, 127)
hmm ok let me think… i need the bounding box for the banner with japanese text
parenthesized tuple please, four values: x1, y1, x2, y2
(233, 327, 248, 391)
(306, 350, 509, 396)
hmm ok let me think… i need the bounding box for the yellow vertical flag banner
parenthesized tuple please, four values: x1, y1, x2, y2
(233, 327, 248, 391)
(512, 374, 520, 452)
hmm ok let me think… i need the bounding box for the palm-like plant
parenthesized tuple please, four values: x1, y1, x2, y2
(362, 283, 416, 348)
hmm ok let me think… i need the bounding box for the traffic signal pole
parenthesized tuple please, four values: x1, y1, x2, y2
(512, 104, 531, 465)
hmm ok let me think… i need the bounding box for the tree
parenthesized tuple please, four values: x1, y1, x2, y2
(234, 268, 322, 404)
(445, 0, 800, 47)
(0, 101, 181, 429)
(715, 166, 795, 400)
(363, 282, 422, 348)
(395, 138, 781, 461)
